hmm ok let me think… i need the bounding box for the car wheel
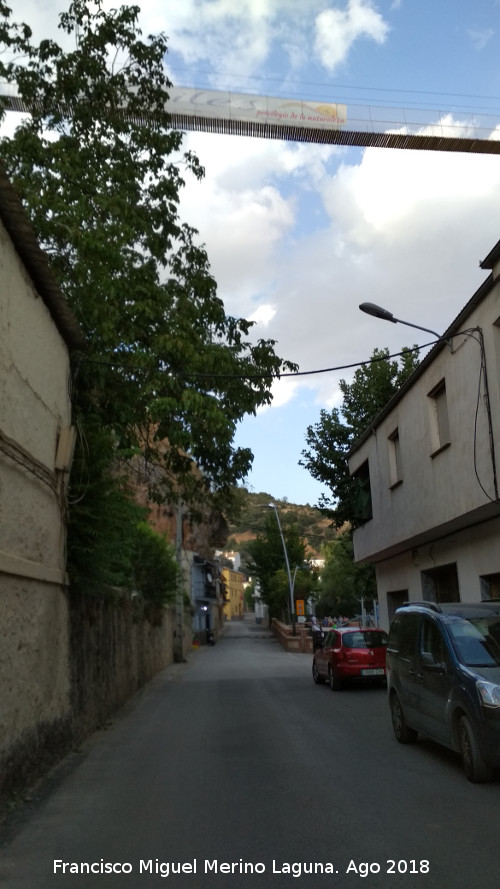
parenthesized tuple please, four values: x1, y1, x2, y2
(390, 692, 417, 744)
(458, 715, 492, 783)
(312, 662, 324, 684)
(328, 666, 342, 691)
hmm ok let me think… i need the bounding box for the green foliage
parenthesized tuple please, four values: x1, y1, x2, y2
(67, 419, 177, 602)
(225, 488, 333, 564)
(0, 1, 297, 586)
(132, 523, 178, 604)
(67, 421, 147, 589)
(246, 514, 308, 620)
(316, 531, 377, 618)
(300, 347, 419, 527)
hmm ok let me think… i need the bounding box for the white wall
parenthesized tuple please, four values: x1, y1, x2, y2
(0, 215, 73, 767)
(375, 518, 500, 630)
(350, 282, 500, 564)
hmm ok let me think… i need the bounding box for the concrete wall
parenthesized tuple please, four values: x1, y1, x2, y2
(0, 212, 74, 802)
(375, 517, 500, 630)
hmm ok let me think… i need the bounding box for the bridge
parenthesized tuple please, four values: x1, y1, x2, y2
(3, 85, 500, 154)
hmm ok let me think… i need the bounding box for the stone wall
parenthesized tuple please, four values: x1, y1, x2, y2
(69, 590, 192, 743)
(0, 587, 192, 806)
(272, 618, 313, 653)
(0, 576, 72, 803)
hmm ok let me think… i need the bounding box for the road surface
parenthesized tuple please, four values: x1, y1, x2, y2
(1, 614, 499, 888)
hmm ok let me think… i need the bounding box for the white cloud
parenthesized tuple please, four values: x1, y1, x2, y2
(467, 28, 494, 51)
(314, 0, 390, 71)
(143, 0, 391, 81)
(249, 304, 276, 326)
(172, 106, 500, 421)
(257, 374, 300, 411)
(11, 2, 391, 86)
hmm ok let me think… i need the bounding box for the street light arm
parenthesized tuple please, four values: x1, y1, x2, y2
(359, 302, 443, 341)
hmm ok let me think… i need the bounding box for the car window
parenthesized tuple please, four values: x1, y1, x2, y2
(390, 612, 420, 658)
(420, 618, 448, 664)
(447, 617, 500, 667)
(343, 631, 388, 648)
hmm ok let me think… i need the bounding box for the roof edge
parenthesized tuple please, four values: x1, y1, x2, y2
(0, 163, 85, 351)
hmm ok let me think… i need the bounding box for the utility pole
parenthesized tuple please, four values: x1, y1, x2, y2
(174, 500, 186, 662)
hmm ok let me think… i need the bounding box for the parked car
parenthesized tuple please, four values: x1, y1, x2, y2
(386, 600, 500, 783)
(312, 626, 388, 690)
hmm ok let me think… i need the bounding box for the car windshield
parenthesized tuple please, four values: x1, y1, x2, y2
(447, 616, 500, 667)
(343, 631, 388, 649)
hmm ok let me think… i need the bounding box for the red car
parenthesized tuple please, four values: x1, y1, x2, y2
(312, 626, 388, 690)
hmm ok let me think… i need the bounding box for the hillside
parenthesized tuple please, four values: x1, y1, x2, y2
(224, 489, 337, 564)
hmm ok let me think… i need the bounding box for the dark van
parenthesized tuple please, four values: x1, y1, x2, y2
(386, 601, 500, 782)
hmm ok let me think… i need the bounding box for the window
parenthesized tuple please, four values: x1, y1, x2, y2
(388, 428, 402, 488)
(480, 572, 500, 600)
(428, 379, 450, 455)
(387, 590, 408, 621)
(421, 563, 460, 603)
(352, 460, 372, 523)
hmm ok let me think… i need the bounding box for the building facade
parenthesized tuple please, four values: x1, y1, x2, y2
(0, 167, 83, 793)
(221, 567, 245, 620)
(349, 238, 500, 630)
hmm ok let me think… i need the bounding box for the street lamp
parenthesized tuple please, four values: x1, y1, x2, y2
(359, 302, 445, 342)
(262, 502, 296, 635)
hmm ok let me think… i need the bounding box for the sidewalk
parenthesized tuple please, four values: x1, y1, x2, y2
(221, 612, 274, 640)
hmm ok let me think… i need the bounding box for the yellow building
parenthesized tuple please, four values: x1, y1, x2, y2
(222, 568, 245, 620)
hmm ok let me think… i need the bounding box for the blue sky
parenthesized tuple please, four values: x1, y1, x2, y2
(11, 1, 500, 505)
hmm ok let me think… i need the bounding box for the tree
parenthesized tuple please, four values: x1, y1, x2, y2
(132, 522, 179, 605)
(315, 531, 377, 619)
(0, 1, 296, 581)
(246, 514, 307, 621)
(300, 347, 419, 528)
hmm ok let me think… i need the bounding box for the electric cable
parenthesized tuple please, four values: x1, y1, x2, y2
(76, 342, 430, 380)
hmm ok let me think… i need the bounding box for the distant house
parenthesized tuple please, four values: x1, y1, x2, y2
(222, 567, 245, 620)
(348, 237, 500, 629)
(0, 165, 83, 795)
(134, 489, 227, 644)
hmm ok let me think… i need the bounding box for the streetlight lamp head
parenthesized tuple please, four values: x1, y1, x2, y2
(359, 302, 396, 323)
(360, 301, 445, 342)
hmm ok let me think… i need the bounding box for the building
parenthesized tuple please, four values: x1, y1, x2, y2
(134, 492, 227, 645)
(221, 567, 245, 620)
(348, 238, 500, 630)
(190, 554, 224, 643)
(0, 166, 83, 793)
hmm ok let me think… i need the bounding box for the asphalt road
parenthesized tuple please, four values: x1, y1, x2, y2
(1, 615, 499, 889)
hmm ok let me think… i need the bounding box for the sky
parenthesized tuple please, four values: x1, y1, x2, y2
(6, 1, 500, 506)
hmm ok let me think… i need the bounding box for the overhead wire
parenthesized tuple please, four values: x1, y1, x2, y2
(77, 342, 431, 381)
(167, 68, 500, 114)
